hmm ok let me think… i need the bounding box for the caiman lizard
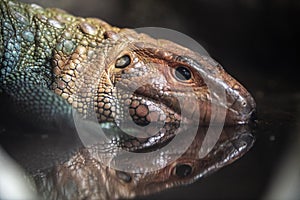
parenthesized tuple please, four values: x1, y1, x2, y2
(0, 0, 256, 199)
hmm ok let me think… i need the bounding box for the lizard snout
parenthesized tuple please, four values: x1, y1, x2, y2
(225, 83, 256, 125)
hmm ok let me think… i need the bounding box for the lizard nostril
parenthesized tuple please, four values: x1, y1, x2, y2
(241, 100, 247, 107)
(226, 85, 256, 124)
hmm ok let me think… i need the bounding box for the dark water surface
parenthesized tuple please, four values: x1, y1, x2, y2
(3, 0, 300, 199)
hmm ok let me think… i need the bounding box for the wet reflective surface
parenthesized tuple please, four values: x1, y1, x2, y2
(0, 121, 255, 199)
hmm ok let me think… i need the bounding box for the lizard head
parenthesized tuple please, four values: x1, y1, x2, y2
(101, 29, 256, 126)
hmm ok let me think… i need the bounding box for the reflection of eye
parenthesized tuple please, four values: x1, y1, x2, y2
(116, 170, 132, 183)
(173, 164, 193, 178)
(115, 55, 131, 68)
(174, 66, 192, 81)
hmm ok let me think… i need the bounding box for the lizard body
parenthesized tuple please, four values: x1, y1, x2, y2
(0, 0, 256, 199)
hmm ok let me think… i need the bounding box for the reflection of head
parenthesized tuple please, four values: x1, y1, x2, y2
(47, 126, 254, 200)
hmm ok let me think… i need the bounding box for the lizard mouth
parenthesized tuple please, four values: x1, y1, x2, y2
(112, 86, 183, 151)
(93, 74, 254, 155)
(103, 79, 255, 152)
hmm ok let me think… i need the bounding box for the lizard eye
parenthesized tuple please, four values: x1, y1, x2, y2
(115, 55, 131, 68)
(174, 66, 192, 81)
(173, 164, 193, 178)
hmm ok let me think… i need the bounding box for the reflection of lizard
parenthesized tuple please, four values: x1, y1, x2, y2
(0, 0, 256, 199)
(31, 126, 253, 200)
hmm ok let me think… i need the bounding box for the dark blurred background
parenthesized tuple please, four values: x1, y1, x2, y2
(18, 0, 300, 199)
(23, 0, 299, 84)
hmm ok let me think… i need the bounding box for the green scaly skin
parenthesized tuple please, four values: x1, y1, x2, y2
(0, 0, 256, 199)
(0, 0, 119, 126)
